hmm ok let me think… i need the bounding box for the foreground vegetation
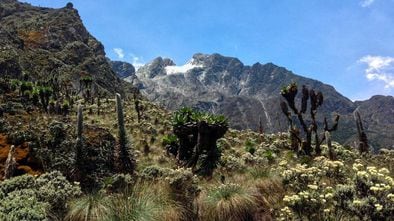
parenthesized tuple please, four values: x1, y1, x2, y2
(0, 77, 393, 220)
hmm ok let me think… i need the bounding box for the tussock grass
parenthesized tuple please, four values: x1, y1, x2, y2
(254, 178, 285, 209)
(110, 183, 184, 221)
(66, 182, 185, 221)
(65, 193, 112, 221)
(197, 183, 258, 221)
(248, 167, 270, 179)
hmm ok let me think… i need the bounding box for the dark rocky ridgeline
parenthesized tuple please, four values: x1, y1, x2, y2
(127, 53, 355, 133)
(350, 95, 394, 151)
(119, 53, 393, 149)
(109, 60, 135, 79)
(0, 0, 124, 95)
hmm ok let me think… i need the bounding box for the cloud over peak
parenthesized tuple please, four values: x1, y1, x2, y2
(359, 55, 394, 89)
(112, 49, 144, 70)
(113, 48, 125, 59)
(360, 0, 375, 7)
(130, 54, 144, 71)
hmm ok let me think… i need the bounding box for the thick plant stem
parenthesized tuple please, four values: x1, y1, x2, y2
(4, 145, 16, 179)
(116, 93, 135, 173)
(75, 105, 84, 179)
(280, 83, 339, 156)
(77, 105, 83, 139)
(354, 110, 369, 153)
(325, 131, 335, 160)
(133, 92, 141, 123)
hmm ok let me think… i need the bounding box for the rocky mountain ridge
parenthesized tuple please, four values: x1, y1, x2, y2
(109, 60, 135, 79)
(0, 0, 125, 95)
(123, 53, 393, 150)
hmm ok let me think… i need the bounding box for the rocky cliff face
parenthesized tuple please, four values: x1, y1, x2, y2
(350, 96, 394, 150)
(109, 60, 135, 79)
(0, 0, 124, 94)
(123, 53, 393, 149)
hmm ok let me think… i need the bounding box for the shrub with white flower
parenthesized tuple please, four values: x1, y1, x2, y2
(220, 155, 246, 172)
(0, 171, 81, 221)
(349, 163, 394, 220)
(279, 156, 394, 220)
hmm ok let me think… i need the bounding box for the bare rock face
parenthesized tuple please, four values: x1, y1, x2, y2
(0, 0, 123, 94)
(120, 53, 393, 149)
(349, 96, 394, 151)
(110, 60, 135, 79)
(137, 57, 175, 78)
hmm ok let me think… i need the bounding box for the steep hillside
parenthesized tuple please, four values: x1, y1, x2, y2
(349, 95, 394, 150)
(1, 77, 393, 220)
(0, 0, 124, 94)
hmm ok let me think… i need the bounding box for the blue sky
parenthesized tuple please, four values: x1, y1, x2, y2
(22, 0, 394, 100)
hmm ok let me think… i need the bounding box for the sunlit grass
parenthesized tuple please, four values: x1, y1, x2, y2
(197, 183, 258, 221)
(65, 182, 185, 221)
(65, 193, 112, 221)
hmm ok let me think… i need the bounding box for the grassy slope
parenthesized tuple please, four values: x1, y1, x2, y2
(1, 89, 393, 220)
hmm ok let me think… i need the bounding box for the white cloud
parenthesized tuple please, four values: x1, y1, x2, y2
(360, 0, 375, 7)
(113, 48, 125, 59)
(112, 49, 145, 70)
(359, 55, 394, 89)
(130, 54, 145, 71)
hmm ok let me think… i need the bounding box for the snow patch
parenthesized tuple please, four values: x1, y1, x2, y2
(165, 59, 203, 74)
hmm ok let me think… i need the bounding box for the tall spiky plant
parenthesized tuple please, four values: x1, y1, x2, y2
(116, 93, 135, 173)
(354, 110, 369, 153)
(4, 145, 16, 179)
(133, 92, 141, 123)
(75, 105, 84, 180)
(325, 131, 335, 160)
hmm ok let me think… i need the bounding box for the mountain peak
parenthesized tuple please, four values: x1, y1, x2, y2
(137, 56, 175, 78)
(0, 0, 124, 94)
(112, 50, 394, 149)
(110, 60, 135, 79)
(192, 53, 243, 66)
(151, 57, 175, 67)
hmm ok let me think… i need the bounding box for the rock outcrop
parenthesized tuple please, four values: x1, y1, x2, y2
(0, 0, 124, 94)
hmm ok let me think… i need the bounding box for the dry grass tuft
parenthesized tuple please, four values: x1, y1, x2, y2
(254, 178, 285, 209)
(197, 183, 258, 221)
(65, 182, 185, 221)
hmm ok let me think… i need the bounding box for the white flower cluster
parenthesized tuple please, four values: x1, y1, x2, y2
(279, 156, 394, 220)
(281, 163, 322, 190)
(278, 206, 293, 220)
(241, 152, 268, 166)
(221, 155, 246, 172)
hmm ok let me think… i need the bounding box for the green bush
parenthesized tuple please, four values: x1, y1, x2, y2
(161, 134, 178, 146)
(10, 79, 21, 90)
(172, 107, 228, 126)
(244, 139, 256, 155)
(263, 149, 276, 163)
(0, 189, 48, 221)
(0, 171, 82, 220)
(102, 174, 134, 193)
